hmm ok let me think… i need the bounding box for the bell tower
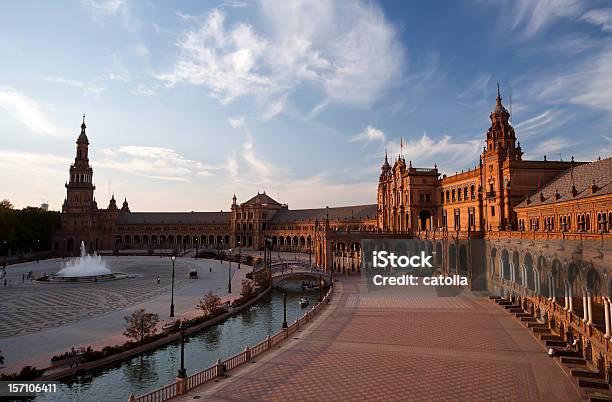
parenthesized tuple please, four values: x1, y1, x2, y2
(63, 115, 96, 215)
(481, 84, 520, 230)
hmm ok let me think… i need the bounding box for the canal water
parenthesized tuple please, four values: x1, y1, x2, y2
(36, 283, 321, 402)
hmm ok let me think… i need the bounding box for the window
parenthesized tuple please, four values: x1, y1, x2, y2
(491, 206, 495, 216)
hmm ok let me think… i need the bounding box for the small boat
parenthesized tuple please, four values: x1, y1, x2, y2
(299, 297, 309, 308)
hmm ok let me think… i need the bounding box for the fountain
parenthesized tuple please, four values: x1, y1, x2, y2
(37, 242, 128, 283)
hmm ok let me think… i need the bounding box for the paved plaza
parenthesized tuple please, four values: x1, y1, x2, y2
(0, 256, 246, 373)
(176, 276, 581, 401)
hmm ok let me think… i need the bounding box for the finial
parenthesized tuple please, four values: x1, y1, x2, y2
(496, 82, 500, 99)
(82, 113, 85, 124)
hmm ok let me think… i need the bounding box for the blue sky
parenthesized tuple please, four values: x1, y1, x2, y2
(0, 0, 611, 211)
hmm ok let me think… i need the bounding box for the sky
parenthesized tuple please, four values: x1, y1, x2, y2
(0, 0, 611, 212)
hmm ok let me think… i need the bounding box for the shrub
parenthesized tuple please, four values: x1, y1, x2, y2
(197, 291, 224, 316)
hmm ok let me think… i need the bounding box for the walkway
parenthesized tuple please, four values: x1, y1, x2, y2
(176, 275, 581, 401)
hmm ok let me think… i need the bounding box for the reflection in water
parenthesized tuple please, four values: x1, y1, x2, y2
(123, 355, 159, 387)
(202, 326, 221, 351)
(36, 284, 320, 402)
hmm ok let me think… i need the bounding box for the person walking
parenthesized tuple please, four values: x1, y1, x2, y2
(0, 349, 5, 366)
(157, 275, 160, 285)
(209, 266, 212, 273)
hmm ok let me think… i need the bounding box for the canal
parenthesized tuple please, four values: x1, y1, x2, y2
(36, 283, 321, 402)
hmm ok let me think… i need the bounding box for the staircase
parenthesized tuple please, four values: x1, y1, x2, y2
(490, 296, 612, 401)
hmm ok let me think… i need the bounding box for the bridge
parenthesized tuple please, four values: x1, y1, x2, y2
(253, 261, 332, 286)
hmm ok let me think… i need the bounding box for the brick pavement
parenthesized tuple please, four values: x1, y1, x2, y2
(176, 276, 581, 401)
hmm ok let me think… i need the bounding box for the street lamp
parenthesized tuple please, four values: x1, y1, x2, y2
(170, 256, 176, 318)
(282, 292, 288, 328)
(237, 241, 241, 270)
(228, 248, 232, 294)
(178, 320, 187, 378)
(195, 237, 199, 259)
(36, 239, 40, 263)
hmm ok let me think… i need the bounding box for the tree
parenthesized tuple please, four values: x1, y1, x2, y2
(123, 309, 159, 342)
(254, 269, 270, 289)
(0, 199, 13, 210)
(240, 279, 255, 298)
(197, 291, 224, 316)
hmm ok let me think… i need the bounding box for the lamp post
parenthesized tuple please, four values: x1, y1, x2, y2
(178, 320, 187, 378)
(195, 237, 199, 259)
(36, 239, 40, 263)
(282, 293, 288, 328)
(170, 256, 176, 318)
(2, 240, 6, 268)
(309, 242, 312, 268)
(228, 248, 232, 294)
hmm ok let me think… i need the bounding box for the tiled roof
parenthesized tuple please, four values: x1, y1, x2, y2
(271, 204, 377, 223)
(242, 192, 281, 206)
(515, 157, 612, 208)
(117, 211, 230, 225)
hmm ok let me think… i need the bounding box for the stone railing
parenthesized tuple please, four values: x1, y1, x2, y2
(129, 286, 334, 402)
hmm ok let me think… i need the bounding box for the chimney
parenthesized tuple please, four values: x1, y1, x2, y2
(571, 185, 578, 197)
(555, 189, 561, 200)
(591, 180, 599, 194)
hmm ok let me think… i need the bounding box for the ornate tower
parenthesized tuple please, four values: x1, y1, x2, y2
(59, 116, 99, 254)
(63, 115, 96, 215)
(377, 152, 392, 230)
(481, 84, 521, 230)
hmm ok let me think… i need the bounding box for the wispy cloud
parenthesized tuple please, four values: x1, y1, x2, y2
(96, 146, 221, 181)
(130, 84, 157, 96)
(85, 0, 124, 15)
(350, 126, 386, 146)
(159, 1, 404, 110)
(504, 0, 584, 37)
(0, 88, 64, 136)
(581, 8, 612, 33)
(227, 116, 245, 129)
(514, 109, 570, 139)
(526, 136, 577, 159)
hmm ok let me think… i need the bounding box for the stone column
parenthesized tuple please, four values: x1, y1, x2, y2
(587, 293, 593, 326)
(568, 285, 573, 313)
(604, 298, 611, 339)
(583, 292, 588, 323)
(551, 278, 557, 303)
(564, 283, 569, 311)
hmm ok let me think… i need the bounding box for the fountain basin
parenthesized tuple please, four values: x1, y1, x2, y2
(35, 272, 129, 283)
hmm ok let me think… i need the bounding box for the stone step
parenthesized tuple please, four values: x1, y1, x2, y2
(504, 304, 519, 309)
(509, 308, 524, 314)
(546, 340, 567, 347)
(561, 357, 587, 365)
(553, 349, 581, 357)
(540, 334, 563, 341)
(497, 300, 513, 305)
(489, 296, 502, 300)
(571, 368, 604, 379)
(532, 327, 552, 334)
(515, 313, 532, 318)
(579, 378, 610, 390)
(588, 391, 612, 402)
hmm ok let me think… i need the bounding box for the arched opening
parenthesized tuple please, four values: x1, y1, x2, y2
(512, 251, 520, 285)
(501, 250, 510, 280)
(435, 242, 443, 267)
(419, 209, 432, 231)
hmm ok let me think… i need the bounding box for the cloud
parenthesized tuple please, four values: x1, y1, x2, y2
(159, 1, 404, 109)
(457, 74, 491, 108)
(581, 8, 612, 32)
(0, 88, 64, 136)
(45, 76, 109, 99)
(96, 146, 220, 181)
(526, 45, 612, 112)
(514, 109, 570, 139)
(157, 9, 272, 104)
(350, 126, 386, 145)
(505, 0, 584, 37)
(526, 136, 577, 158)
(242, 133, 272, 177)
(130, 84, 157, 96)
(392, 133, 481, 172)
(228, 116, 245, 129)
(85, 0, 124, 15)
(262, 97, 285, 121)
